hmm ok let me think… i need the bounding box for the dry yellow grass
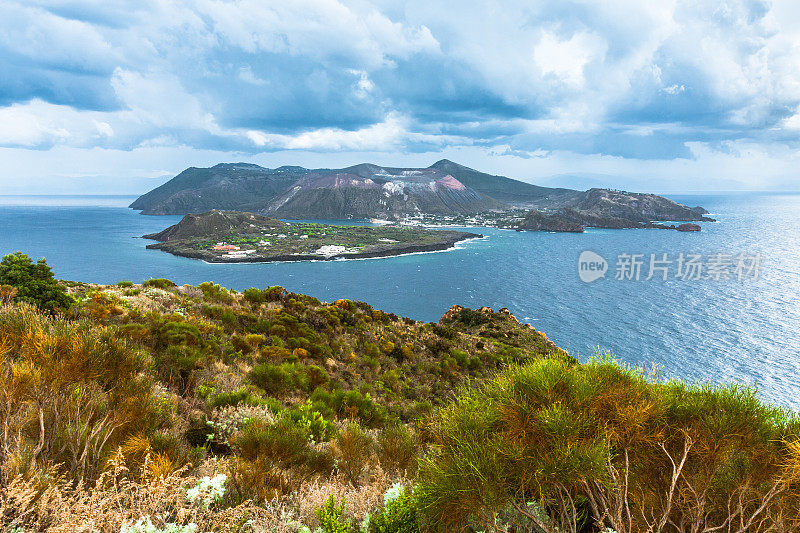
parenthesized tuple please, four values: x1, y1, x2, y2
(0, 452, 273, 532)
(0, 453, 408, 532)
(289, 468, 398, 529)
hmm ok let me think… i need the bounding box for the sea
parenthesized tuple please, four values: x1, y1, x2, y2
(1, 193, 799, 410)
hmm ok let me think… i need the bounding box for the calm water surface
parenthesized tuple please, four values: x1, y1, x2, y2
(1, 193, 799, 409)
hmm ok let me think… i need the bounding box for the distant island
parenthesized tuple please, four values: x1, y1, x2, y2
(143, 210, 482, 263)
(130, 160, 713, 232)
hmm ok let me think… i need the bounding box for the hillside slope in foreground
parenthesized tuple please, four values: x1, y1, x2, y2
(1, 279, 798, 532)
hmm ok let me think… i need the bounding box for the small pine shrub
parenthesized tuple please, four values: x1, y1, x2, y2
(315, 495, 351, 533)
(264, 285, 287, 302)
(248, 363, 291, 394)
(417, 355, 800, 532)
(198, 282, 235, 304)
(232, 417, 333, 488)
(208, 387, 251, 409)
(143, 278, 176, 289)
(304, 364, 329, 389)
(450, 349, 468, 367)
(245, 333, 266, 349)
(0, 252, 73, 312)
(242, 287, 266, 306)
(369, 484, 419, 533)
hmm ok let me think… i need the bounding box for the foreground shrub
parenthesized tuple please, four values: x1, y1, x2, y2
(310, 388, 387, 427)
(315, 495, 351, 533)
(0, 252, 73, 312)
(417, 354, 800, 533)
(291, 400, 335, 442)
(230, 417, 333, 502)
(0, 304, 170, 483)
(369, 483, 419, 533)
(143, 278, 176, 290)
(198, 282, 235, 304)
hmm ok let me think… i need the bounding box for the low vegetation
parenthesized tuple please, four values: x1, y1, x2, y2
(0, 255, 797, 532)
(0, 252, 73, 312)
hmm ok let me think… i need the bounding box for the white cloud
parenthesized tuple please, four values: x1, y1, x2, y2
(533, 31, 606, 88)
(783, 108, 800, 130)
(244, 112, 465, 151)
(238, 66, 269, 86)
(0, 101, 71, 147)
(110, 68, 218, 132)
(94, 121, 114, 137)
(194, 0, 439, 67)
(348, 69, 375, 99)
(661, 84, 686, 95)
(0, 1, 117, 71)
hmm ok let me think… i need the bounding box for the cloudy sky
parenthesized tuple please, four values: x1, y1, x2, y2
(2, 0, 800, 194)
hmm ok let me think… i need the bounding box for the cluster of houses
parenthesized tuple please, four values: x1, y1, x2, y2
(211, 242, 256, 258)
(209, 232, 313, 258)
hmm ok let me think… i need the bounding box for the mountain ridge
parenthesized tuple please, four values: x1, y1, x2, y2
(130, 160, 708, 223)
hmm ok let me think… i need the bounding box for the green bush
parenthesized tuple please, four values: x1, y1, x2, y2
(264, 285, 287, 302)
(0, 252, 73, 312)
(442, 307, 490, 327)
(208, 387, 251, 408)
(310, 387, 387, 427)
(248, 362, 329, 396)
(232, 417, 333, 498)
(289, 399, 334, 442)
(242, 287, 266, 306)
(417, 355, 800, 532)
(143, 278, 176, 289)
(199, 281, 235, 304)
(248, 363, 292, 394)
(116, 280, 134, 288)
(155, 344, 204, 392)
(230, 334, 253, 354)
(304, 364, 329, 389)
(369, 485, 419, 533)
(431, 324, 455, 339)
(450, 349, 468, 367)
(315, 495, 351, 533)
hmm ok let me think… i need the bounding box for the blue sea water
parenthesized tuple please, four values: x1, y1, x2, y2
(1, 193, 799, 409)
